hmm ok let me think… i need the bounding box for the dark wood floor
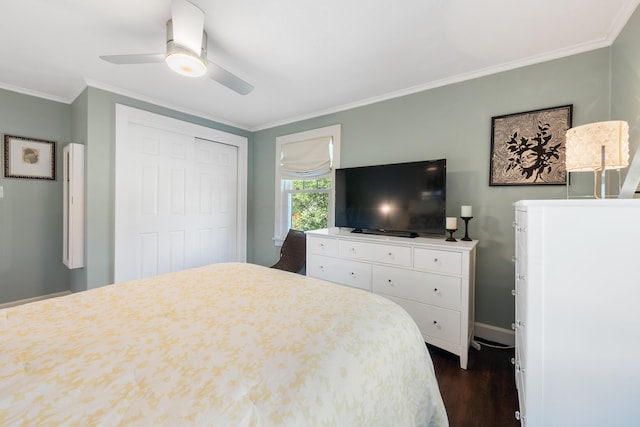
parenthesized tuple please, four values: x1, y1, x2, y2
(428, 341, 520, 427)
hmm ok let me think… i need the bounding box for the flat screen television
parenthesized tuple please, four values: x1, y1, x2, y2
(334, 159, 446, 237)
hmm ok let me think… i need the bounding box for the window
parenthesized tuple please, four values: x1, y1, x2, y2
(274, 125, 341, 245)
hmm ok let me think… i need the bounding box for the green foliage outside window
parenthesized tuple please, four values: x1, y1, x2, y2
(290, 178, 331, 231)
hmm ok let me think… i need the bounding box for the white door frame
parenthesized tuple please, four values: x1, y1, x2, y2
(114, 104, 248, 278)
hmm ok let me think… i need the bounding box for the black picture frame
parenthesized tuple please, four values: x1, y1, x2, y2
(3, 134, 56, 180)
(490, 105, 572, 186)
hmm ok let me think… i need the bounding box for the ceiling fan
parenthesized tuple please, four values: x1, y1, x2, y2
(100, 0, 254, 95)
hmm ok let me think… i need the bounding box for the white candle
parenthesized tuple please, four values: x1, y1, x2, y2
(446, 217, 457, 230)
(461, 205, 472, 217)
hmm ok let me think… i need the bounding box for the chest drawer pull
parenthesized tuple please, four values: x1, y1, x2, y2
(433, 320, 442, 330)
(433, 287, 441, 296)
(512, 289, 517, 296)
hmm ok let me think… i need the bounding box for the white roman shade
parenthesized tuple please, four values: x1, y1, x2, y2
(280, 136, 333, 178)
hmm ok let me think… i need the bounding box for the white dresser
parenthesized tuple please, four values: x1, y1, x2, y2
(306, 228, 478, 369)
(513, 200, 640, 426)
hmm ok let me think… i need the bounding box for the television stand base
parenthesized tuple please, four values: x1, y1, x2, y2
(351, 229, 419, 238)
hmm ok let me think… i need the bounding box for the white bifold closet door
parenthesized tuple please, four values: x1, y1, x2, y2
(115, 120, 238, 283)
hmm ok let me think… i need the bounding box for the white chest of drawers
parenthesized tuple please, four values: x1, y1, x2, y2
(306, 228, 478, 369)
(513, 200, 640, 426)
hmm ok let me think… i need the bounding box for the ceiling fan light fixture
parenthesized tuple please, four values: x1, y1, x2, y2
(165, 47, 207, 77)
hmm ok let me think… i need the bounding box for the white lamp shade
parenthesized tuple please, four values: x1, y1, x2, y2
(565, 121, 630, 171)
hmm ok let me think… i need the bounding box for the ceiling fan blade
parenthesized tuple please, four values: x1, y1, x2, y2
(207, 60, 254, 95)
(100, 54, 165, 65)
(171, 0, 205, 54)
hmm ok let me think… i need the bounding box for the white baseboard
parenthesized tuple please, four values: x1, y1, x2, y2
(0, 291, 72, 310)
(474, 322, 515, 347)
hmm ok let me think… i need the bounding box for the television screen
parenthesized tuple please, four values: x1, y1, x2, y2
(335, 159, 446, 237)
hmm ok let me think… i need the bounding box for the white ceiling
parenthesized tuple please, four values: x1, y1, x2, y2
(1, 0, 639, 131)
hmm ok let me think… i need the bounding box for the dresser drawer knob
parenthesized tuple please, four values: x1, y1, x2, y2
(350, 272, 356, 279)
(319, 243, 325, 249)
(433, 288, 441, 296)
(515, 411, 521, 421)
(512, 256, 518, 263)
(513, 223, 527, 233)
(433, 258, 438, 263)
(387, 279, 394, 286)
(511, 289, 517, 296)
(433, 320, 442, 330)
(511, 357, 515, 365)
(511, 323, 516, 330)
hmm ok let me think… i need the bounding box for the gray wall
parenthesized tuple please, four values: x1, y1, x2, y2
(0, 89, 71, 303)
(69, 89, 88, 293)
(612, 5, 640, 167)
(251, 49, 612, 330)
(0, 87, 251, 304)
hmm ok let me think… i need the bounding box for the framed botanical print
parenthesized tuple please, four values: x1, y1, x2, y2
(3, 134, 56, 180)
(490, 105, 572, 186)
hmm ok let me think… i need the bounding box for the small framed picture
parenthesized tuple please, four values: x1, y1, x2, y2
(3, 134, 56, 180)
(490, 105, 572, 186)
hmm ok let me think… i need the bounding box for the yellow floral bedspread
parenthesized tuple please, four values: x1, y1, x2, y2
(0, 262, 448, 426)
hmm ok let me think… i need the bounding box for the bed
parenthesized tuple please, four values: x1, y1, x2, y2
(0, 262, 448, 426)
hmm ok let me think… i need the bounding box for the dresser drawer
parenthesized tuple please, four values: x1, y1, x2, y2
(414, 248, 462, 275)
(515, 366, 527, 426)
(338, 240, 411, 267)
(514, 342, 527, 425)
(307, 236, 339, 257)
(385, 296, 460, 344)
(307, 254, 371, 291)
(515, 293, 527, 333)
(514, 327, 526, 363)
(372, 265, 461, 311)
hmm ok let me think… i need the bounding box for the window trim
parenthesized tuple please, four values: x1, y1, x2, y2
(274, 124, 341, 246)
